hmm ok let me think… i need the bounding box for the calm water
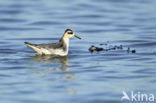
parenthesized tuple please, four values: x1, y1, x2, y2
(0, 0, 156, 103)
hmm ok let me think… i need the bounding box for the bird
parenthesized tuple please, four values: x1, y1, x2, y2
(24, 29, 81, 56)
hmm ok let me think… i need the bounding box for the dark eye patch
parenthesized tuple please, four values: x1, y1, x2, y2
(68, 32, 73, 34)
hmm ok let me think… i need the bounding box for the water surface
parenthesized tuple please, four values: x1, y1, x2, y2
(0, 0, 156, 103)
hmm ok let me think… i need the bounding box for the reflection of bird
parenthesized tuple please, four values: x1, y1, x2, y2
(29, 55, 74, 80)
(24, 29, 81, 56)
(121, 91, 130, 101)
(32, 55, 68, 65)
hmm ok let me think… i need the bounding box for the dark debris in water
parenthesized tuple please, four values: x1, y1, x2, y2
(89, 43, 136, 54)
(132, 50, 136, 53)
(127, 47, 136, 53)
(89, 45, 103, 53)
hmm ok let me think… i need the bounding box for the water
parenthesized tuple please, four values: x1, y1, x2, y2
(0, 0, 156, 103)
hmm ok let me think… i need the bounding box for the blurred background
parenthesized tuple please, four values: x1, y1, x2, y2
(0, 0, 156, 103)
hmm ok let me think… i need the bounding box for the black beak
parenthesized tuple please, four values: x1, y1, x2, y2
(74, 35, 81, 39)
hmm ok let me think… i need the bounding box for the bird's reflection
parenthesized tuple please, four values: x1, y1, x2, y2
(30, 55, 74, 80)
(31, 55, 68, 66)
(29, 55, 77, 95)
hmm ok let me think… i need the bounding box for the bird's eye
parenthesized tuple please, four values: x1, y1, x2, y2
(68, 32, 73, 34)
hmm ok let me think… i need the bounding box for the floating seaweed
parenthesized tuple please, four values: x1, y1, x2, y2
(89, 45, 103, 53)
(127, 47, 136, 53)
(89, 43, 136, 54)
(131, 49, 136, 53)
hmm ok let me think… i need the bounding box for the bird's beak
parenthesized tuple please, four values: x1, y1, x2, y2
(74, 34, 81, 39)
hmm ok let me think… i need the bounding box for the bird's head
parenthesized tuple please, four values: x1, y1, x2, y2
(63, 29, 81, 39)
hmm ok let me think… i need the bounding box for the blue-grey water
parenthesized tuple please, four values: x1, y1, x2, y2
(0, 0, 156, 103)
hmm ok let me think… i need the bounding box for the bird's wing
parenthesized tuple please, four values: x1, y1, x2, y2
(37, 42, 63, 49)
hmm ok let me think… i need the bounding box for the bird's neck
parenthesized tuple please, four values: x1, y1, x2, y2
(62, 37, 69, 46)
(60, 37, 70, 53)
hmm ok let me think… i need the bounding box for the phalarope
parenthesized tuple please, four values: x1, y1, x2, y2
(24, 29, 81, 56)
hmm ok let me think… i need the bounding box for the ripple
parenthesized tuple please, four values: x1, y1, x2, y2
(7, 38, 59, 40)
(77, 3, 95, 8)
(87, 100, 120, 103)
(0, 27, 43, 31)
(92, 0, 151, 4)
(130, 42, 156, 47)
(136, 53, 156, 56)
(0, 41, 9, 44)
(92, 0, 134, 3)
(115, 24, 143, 28)
(117, 40, 149, 43)
(66, 14, 103, 19)
(0, 74, 12, 77)
(0, 49, 16, 54)
(0, 66, 26, 70)
(79, 29, 108, 33)
(129, 57, 153, 61)
(30, 21, 63, 26)
(0, 18, 27, 23)
(140, 25, 156, 30)
(133, 68, 156, 74)
(99, 75, 151, 79)
(0, 10, 22, 14)
(8, 4, 35, 8)
(72, 21, 112, 26)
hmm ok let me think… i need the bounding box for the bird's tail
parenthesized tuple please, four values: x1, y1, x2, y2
(24, 42, 37, 47)
(24, 42, 30, 45)
(24, 42, 42, 55)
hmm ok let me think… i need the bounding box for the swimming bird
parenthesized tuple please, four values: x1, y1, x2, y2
(24, 29, 81, 56)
